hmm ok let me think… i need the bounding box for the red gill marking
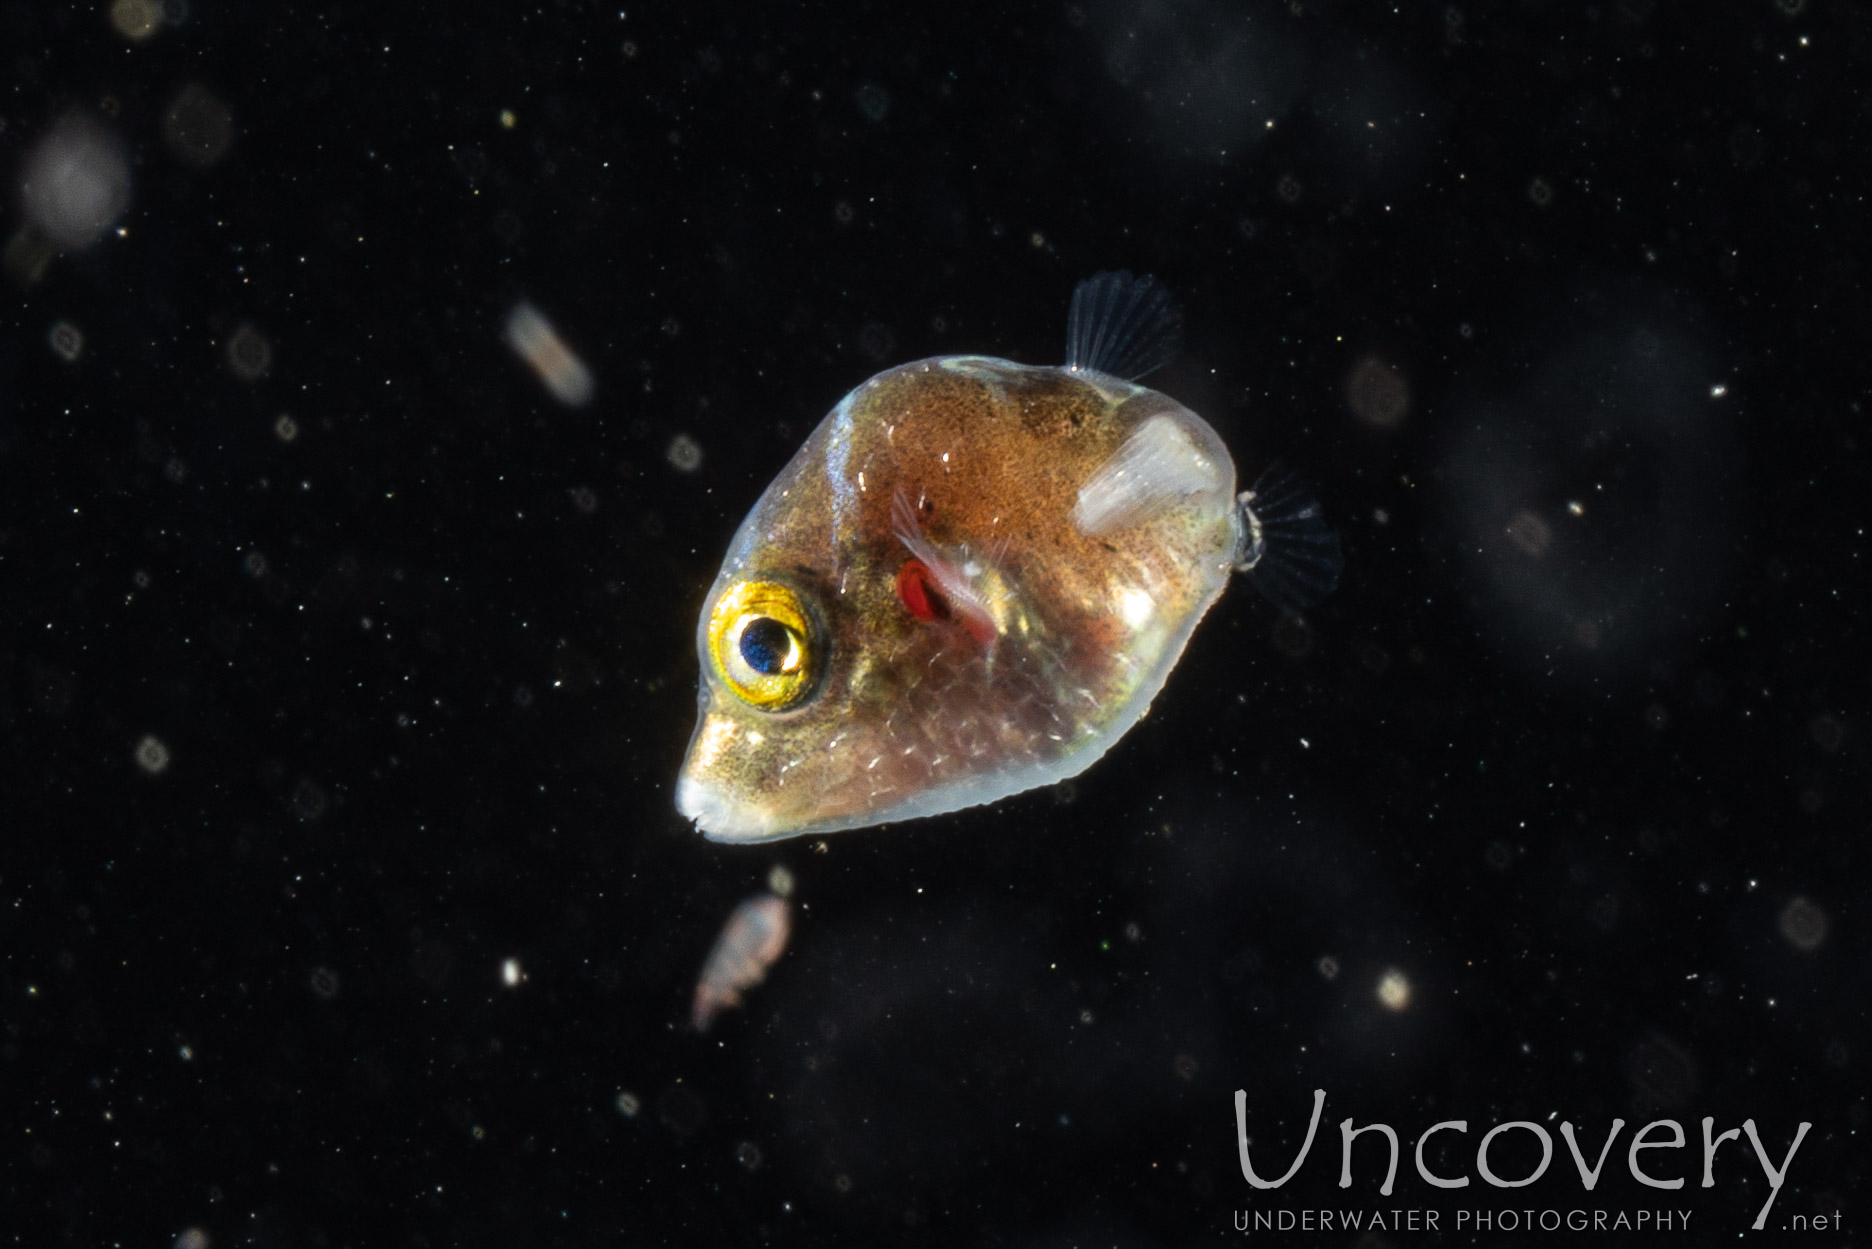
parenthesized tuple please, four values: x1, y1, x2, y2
(896, 559, 950, 623)
(898, 557, 999, 648)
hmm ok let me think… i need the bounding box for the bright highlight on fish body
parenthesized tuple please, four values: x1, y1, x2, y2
(677, 272, 1343, 843)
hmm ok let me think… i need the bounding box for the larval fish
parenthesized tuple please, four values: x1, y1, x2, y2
(691, 892, 791, 1032)
(677, 272, 1341, 842)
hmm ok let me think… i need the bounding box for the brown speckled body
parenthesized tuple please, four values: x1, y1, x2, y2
(678, 355, 1241, 841)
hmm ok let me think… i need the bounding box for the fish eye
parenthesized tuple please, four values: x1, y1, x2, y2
(707, 580, 820, 711)
(738, 617, 799, 676)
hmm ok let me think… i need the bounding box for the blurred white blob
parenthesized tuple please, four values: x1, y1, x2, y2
(1346, 356, 1410, 427)
(1504, 509, 1552, 559)
(1092, 0, 1304, 160)
(1376, 968, 1411, 1011)
(501, 957, 524, 986)
(1778, 896, 1828, 953)
(20, 114, 131, 250)
(163, 84, 235, 169)
(503, 302, 595, 406)
(110, 0, 162, 41)
(135, 735, 171, 775)
(666, 433, 703, 472)
(225, 322, 272, 380)
(48, 321, 84, 362)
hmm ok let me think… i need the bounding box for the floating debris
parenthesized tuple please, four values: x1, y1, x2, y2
(666, 433, 703, 472)
(225, 322, 272, 380)
(48, 321, 83, 362)
(503, 302, 595, 406)
(134, 735, 171, 775)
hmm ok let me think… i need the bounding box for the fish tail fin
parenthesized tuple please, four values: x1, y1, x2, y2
(1064, 271, 1183, 381)
(1233, 463, 1344, 614)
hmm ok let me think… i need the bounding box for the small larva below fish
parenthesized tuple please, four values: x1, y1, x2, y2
(677, 272, 1343, 843)
(692, 892, 791, 1032)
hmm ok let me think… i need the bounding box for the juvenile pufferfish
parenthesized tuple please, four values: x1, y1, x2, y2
(678, 272, 1341, 842)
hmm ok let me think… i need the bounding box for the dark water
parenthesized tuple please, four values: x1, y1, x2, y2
(3, 1, 1863, 1244)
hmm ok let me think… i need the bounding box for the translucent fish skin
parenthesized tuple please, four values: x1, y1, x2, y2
(678, 354, 1242, 843)
(692, 893, 791, 1031)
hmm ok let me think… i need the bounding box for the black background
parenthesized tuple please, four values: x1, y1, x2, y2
(2, 0, 1864, 1244)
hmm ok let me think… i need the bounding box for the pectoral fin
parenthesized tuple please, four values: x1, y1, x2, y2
(1072, 413, 1228, 537)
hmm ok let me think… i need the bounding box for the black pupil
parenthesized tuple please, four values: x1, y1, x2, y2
(739, 618, 795, 676)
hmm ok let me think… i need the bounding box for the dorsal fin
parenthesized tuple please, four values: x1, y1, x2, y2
(1064, 271, 1183, 381)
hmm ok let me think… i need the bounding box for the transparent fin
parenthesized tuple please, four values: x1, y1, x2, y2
(1072, 414, 1227, 536)
(1234, 463, 1343, 613)
(1064, 270, 1183, 381)
(891, 489, 1002, 642)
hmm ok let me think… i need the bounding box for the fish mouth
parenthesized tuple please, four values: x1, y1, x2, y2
(675, 773, 781, 843)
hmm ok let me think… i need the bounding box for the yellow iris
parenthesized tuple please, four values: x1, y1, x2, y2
(707, 580, 819, 710)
